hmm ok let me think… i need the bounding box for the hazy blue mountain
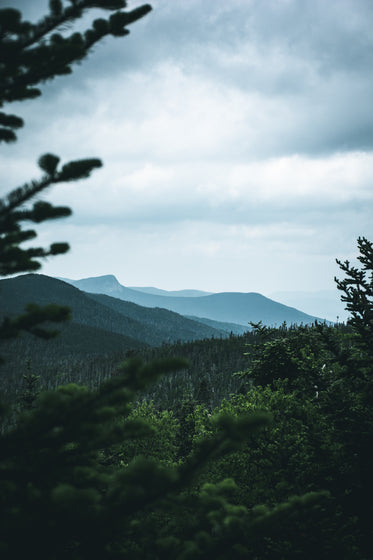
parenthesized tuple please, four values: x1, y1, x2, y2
(0, 274, 224, 348)
(85, 292, 229, 340)
(57, 275, 125, 297)
(129, 287, 214, 297)
(60, 275, 323, 327)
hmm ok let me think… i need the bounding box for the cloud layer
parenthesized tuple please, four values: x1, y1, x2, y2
(2, 0, 372, 297)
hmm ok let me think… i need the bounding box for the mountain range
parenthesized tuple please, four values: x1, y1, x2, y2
(0, 273, 228, 393)
(0, 273, 325, 363)
(60, 274, 323, 327)
(0, 274, 227, 351)
(0, 273, 328, 395)
(128, 286, 213, 298)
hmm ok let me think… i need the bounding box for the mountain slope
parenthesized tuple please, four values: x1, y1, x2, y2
(185, 315, 248, 335)
(61, 275, 322, 326)
(0, 274, 224, 347)
(84, 292, 229, 340)
(128, 287, 214, 297)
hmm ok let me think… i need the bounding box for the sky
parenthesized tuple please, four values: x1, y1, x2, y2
(1, 0, 373, 309)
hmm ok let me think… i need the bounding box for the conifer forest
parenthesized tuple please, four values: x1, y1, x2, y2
(1, 2, 372, 559)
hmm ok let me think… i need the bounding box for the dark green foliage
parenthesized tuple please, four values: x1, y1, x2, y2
(108, 380, 354, 559)
(0, 1, 152, 135)
(1, 1, 371, 556)
(0, 0, 151, 349)
(88, 291, 228, 339)
(0, 273, 234, 398)
(141, 333, 257, 408)
(335, 236, 373, 354)
(0, 323, 145, 405)
(103, 238, 368, 558)
(0, 152, 100, 278)
(19, 359, 41, 411)
(0, 357, 277, 560)
(0, 301, 71, 366)
(2, 237, 371, 557)
(238, 322, 330, 395)
(224, 240, 373, 558)
(176, 397, 196, 460)
(1, 302, 71, 339)
(195, 377, 212, 408)
(0, 274, 226, 347)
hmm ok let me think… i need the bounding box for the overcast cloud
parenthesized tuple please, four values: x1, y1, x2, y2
(1, 0, 372, 309)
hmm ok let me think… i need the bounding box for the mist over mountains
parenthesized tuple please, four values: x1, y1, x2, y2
(0, 272, 333, 370)
(0, 274, 226, 348)
(59, 274, 323, 327)
(0, 272, 333, 400)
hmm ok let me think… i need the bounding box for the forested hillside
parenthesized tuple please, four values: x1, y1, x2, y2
(2, 250, 372, 558)
(0, 2, 371, 559)
(0, 274, 227, 342)
(63, 274, 323, 325)
(0, 273, 239, 401)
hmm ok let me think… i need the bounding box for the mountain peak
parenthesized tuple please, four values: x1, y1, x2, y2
(94, 274, 120, 284)
(86, 275, 122, 290)
(64, 274, 124, 295)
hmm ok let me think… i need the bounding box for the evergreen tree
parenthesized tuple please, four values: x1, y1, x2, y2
(232, 238, 373, 558)
(332, 237, 373, 558)
(0, 0, 151, 344)
(0, 4, 272, 559)
(335, 236, 373, 355)
(1, 4, 353, 558)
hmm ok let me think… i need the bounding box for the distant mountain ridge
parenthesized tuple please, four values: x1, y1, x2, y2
(0, 273, 327, 400)
(60, 274, 323, 327)
(128, 286, 214, 297)
(0, 274, 234, 400)
(58, 276, 213, 299)
(0, 274, 227, 350)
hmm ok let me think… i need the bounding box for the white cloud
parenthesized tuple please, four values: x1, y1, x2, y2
(37, 218, 349, 295)
(2, 0, 372, 296)
(227, 152, 373, 204)
(36, 151, 372, 229)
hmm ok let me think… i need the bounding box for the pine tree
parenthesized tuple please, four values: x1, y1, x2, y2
(0, 1, 151, 344)
(333, 237, 373, 557)
(335, 236, 373, 355)
(0, 4, 268, 558)
(0, 4, 338, 558)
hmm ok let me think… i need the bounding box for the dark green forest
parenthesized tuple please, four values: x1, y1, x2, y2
(1, 246, 373, 559)
(1, 2, 372, 559)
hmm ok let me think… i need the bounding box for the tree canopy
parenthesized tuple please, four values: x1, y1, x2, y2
(1, 2, 372, 558)
(0, 0, 151, 343)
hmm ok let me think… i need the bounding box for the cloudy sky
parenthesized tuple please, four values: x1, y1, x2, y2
(2, 0, 373, 306)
